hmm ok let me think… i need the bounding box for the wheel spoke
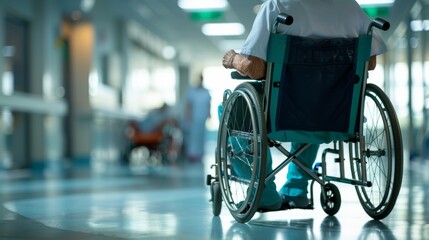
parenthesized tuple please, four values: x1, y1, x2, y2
(216, 83, 267, 223)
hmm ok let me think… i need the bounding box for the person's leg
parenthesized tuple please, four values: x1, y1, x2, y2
(279, 143, 319, 207)
(186, 120, 206, 163)
(258, 149, 282, 209)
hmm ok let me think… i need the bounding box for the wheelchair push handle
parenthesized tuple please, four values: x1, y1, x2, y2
(372, 18, 390, 31)
(276, 13, 294, 26)
(273, 13, 294, 33)
(368, 18, 390, 34)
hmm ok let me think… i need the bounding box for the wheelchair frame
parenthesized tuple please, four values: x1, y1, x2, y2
(207, 14, 403, 223)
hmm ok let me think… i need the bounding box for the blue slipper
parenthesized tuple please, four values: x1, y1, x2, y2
(281, 195, 309, 208)
(258, 200, 282, 211)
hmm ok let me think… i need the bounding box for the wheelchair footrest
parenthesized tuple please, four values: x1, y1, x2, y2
(257, 203, 314, 213)
(324, 176, 372, 187)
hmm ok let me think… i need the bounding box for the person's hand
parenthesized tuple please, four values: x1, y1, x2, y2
(222, 50, 238, 69)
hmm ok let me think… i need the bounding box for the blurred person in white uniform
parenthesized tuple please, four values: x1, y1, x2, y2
(184, 74, 211, 163)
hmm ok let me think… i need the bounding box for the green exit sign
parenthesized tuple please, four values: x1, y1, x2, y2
(363, 7, 390, 18)
(190, 11, 224, 22)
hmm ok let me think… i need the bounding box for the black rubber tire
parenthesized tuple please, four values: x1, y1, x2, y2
(320, 183, 341, 216)
(212, 181, 222, 216)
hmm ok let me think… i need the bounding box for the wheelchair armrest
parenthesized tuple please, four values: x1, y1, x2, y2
(231, 71, 251, 80)
(231, 71, 264, 80)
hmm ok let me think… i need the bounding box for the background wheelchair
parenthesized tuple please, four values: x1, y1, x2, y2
(125, 119, 182, 167)
(206, 14, 403, 223)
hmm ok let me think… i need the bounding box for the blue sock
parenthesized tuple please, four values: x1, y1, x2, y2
(259, 151, 282, 207)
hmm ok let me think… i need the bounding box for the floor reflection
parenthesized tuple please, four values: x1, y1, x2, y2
(0, 152, 429, 239)
(359, 220, 396, 240)
(211, 215, 397, 240)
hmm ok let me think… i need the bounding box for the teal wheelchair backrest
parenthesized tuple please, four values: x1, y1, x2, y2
(266, 33, 372, 144)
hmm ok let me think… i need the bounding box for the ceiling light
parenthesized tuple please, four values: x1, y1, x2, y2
(162, 46, 176, 59)
(410, 20, 429, 32)
(81, 0, 95, 12)
(202, 23, 245, 36)
(356, 0, 394, 6)
(178, 0, 229, 11)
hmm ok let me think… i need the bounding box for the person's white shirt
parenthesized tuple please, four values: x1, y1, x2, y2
(240, 0, 387, 61)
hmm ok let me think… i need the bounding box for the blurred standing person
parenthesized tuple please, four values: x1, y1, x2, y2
(184, 74, 211, 163)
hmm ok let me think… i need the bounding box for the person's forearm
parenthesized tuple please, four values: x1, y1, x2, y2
(223, 50, 266, 79)
(369, 55, 376, 70)
(231, 54, 266, 79)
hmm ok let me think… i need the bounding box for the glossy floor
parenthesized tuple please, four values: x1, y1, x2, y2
(0, 145, 428, 240)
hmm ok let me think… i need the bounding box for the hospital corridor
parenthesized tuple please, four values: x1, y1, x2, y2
(0, 0, 429, 239)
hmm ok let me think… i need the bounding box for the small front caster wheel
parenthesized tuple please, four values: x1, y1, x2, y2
(211, 181, 222, 216)
(206, 174, 213, 186)
(320, 183, 341, 216)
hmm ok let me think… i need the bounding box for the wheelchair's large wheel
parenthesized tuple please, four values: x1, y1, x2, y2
(216, 82, 267, 223)
(350, 83, 403, 219)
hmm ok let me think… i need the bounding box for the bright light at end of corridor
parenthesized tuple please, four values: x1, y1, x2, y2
(162, 46, 176, 60)
(202, 23, 245, 36)
(411, 20, 429, 32)
(178, 0, 229, 11)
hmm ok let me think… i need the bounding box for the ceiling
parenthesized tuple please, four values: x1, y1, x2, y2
(114, 0, 263, 64)
(62, 0, 263, 64)
(61, 0, 422, 65)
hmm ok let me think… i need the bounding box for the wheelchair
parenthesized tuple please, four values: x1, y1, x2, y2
(206, 14, 403, 223)
(126, 120, 182, 167)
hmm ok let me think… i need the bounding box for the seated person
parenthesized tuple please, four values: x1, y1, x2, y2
(221, 0, 387, 210)
(129, 103, 177, 149)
